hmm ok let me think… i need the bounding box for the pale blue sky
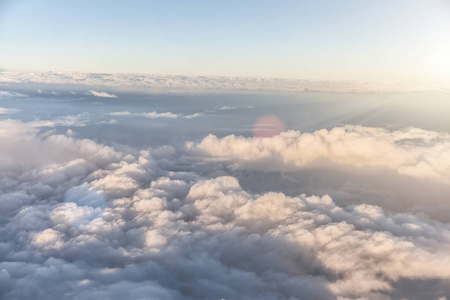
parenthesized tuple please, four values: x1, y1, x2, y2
(0, 0, 449, 84)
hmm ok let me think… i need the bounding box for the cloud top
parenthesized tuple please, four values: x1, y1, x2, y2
(1, 117, 450, 299)
(188, 125, 450, 183)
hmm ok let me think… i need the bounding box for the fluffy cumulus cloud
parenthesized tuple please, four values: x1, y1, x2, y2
(0, 119, 120, 173)
(188, 125, 450, 184)
(1, 120, 450, 299)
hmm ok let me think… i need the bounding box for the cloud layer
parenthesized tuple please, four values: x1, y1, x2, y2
(0, 71, 435, 93)
(1, 120, 450, 299)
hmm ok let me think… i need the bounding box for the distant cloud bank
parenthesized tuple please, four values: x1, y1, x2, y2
(0, 71, 439, 93)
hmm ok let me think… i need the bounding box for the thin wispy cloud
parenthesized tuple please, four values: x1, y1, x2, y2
(0, 90, 28, 98)
(183, 112, 203, 119)
(110, 111, 179, 119)
(218, 105, 238, 110)
(0, 107, 20, 115)
(110, 111, 206, 119)
(26, 114, 89, 128)
(96, 119, 118, 125)
(86, 90, 118, 98)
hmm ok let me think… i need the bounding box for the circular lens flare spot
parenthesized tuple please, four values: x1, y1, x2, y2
(252, 115, 285, 138)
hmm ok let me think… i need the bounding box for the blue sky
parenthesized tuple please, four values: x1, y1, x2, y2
(0, 0, 449, 84)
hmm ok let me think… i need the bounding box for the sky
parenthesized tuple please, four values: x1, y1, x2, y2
(1, 0, 450, 85)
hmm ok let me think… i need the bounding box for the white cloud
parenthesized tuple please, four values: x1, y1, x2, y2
(110, 111, 131, 116)
(183, 112, 203, 119)
(27, 114, 89, 127)
(110, 111, 179, 119)
(187, 125, 450, 184)
(218, 106, 238, 110)
(0, 71, 439, 93)
(96, 119, 118, 125)
(86, 90, 118, 98)
(142, 111, 178, 119)
(32, 228, 65, 250)
(1, 120, 450, 299)
(0, 90, 28, 97)
(6, 169, 450, 299)
(0, 107, 20, 115)
(0, 119, 121, 172)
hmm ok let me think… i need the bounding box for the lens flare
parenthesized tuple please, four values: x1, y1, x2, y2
(252, 115, 285, 138)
